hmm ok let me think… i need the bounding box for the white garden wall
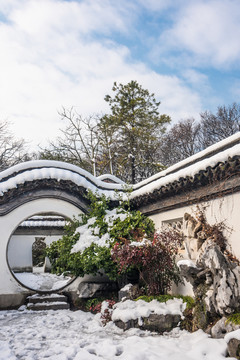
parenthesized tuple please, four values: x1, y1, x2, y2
(149, 191, 240, 296)
(8, 234, 62, 272)
(150, 192, 240, 257)
(0, 198, 82, 308)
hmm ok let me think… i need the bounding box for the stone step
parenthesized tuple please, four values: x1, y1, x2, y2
(27, 294, 68, 304)
(27, 293, 70, 311)
(27, 301, 70, 311)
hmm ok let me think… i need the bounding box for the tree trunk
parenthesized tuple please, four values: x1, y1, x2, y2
(131, 155, 135, 184)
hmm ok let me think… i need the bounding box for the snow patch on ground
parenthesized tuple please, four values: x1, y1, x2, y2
(13, 272, 71, 291)
(0, 308, 230, 360)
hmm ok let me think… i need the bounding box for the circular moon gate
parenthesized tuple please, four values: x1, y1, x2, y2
(4, 199, 83, 294)
(0, 160, 124, 308)
(7, 212, 75, 293)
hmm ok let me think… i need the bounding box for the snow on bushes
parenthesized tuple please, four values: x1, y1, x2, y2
(46, 191, 182, 294)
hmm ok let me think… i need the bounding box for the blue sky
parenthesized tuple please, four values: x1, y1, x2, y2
(0, 0, 239, 148)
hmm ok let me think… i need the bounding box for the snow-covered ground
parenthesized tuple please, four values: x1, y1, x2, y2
(13, 272, 71, 291)
(0, 308, 234, 360)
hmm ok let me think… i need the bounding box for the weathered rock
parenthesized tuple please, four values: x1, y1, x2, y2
(184, 237, 199, 260)
(118, 284, 139, 301)
(211, 317, 240, 338)
(114, 313, 181, 333)
(32, 237, 46, 266)
(43, 256, 52, 273)
(179, 238, 240, 318)
(142, 313, 181, 333)
(184, 213, 197, 238)
(183, 213, 202, 260)
(180, 212, 240, 328)
(177, 263, 202, 287)
(114, 319, 138, 331)
(227, 338, 240, 359)
(196, 239, 240, 316)
(77, 282, 117, 298)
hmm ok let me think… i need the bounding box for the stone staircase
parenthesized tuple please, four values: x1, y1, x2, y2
(27, 293, 70, 311)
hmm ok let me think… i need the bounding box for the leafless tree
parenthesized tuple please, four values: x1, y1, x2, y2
(0, 120, 28, 171)
(160, 118, 202, 166)
(200, 103, 240, 147)
(39, 108, 100, 176)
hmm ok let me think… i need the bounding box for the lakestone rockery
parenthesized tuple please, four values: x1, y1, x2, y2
(179, 213, 240, 331)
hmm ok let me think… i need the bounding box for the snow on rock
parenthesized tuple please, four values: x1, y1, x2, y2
(129, 238, 152, 247)
(112, 299, 186, 323)
(177, 259, 197, 268)
(225, 329, 240, 343)
(224, 329, 240, 359)
(120, 284, 133, 292)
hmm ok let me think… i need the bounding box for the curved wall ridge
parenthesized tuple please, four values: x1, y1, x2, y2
(0, 160, 126, 206)
(1, 135, 240, 212)
(130, 141, 240, 201)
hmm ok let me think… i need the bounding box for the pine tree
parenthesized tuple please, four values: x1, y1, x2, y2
(102, 81, 171, 183)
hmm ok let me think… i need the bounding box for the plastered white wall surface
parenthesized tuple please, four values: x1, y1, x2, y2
(8, 235, 62, 270)
(0, 199, 82, 295)
(149, 192, 240, 256)
(149, 192, 240, 296)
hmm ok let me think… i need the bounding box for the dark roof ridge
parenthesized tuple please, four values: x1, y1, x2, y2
(132, 132, 240, 191)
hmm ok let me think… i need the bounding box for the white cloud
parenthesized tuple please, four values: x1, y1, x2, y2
(137, 0, 175, 12)
(3, 0, 132, 36)
(154, 0, 240, 68)
(182, 69, 208, 87)
(0, 0, 204, 149)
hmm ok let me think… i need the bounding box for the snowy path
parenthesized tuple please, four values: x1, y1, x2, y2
(0, 309, 234, 360)
(13, 272, 72, 291)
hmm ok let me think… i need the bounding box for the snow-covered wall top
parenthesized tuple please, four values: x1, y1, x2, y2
(97, 174, 125, 185)
(0, 160, 126, 201)
(19, 216, 66, 228)
(131, 141, 240, 199)
(131, 132, 240, 191)
(0, 132, 240, 206)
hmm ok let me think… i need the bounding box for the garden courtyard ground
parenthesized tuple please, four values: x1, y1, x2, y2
(0, 308, 234, 360)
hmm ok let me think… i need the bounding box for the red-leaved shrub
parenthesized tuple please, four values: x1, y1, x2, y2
(111, 229, 182, 295)
(90, 299, 116, 326)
